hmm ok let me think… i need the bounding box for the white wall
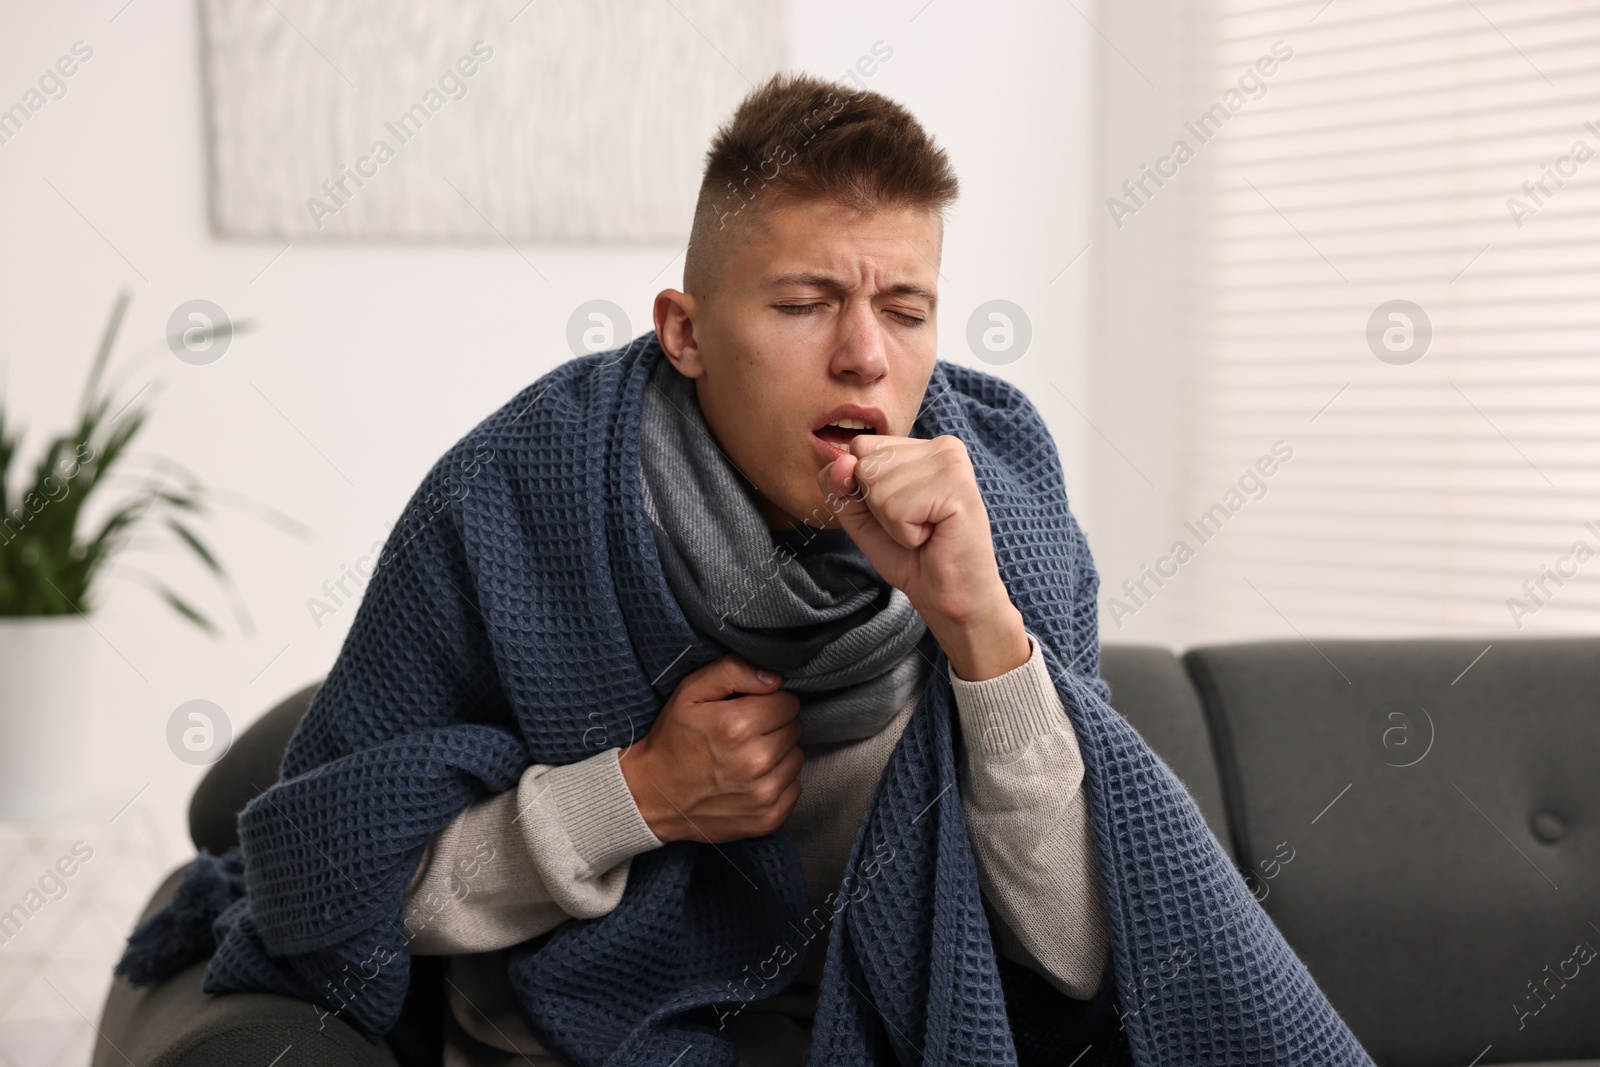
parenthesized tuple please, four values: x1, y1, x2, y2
(0, 0, 1093, 891)
(1083, 0, 1198, 649)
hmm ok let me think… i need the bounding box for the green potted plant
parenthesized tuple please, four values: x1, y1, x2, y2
(0, 290, 284, 817)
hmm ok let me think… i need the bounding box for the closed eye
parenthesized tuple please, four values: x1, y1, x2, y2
(774, 303, 925, 326)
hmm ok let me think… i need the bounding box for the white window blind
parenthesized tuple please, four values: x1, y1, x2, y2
(1175, 0, 1600, 640)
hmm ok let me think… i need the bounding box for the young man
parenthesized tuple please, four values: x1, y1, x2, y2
(119, 74, 1373, 1067)
(395, 71, 1113, 1067)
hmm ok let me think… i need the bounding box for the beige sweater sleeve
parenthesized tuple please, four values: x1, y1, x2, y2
(947, 631, 1111, 1001)
(402, 746, 663, 955)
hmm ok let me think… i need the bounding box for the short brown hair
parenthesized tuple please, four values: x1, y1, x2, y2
(683, 72, 960, 298)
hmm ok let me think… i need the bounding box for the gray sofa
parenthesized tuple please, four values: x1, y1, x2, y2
(93, 637, 1600, 1066)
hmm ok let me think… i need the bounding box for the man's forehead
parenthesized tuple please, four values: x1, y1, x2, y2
(713, 197, 942, 300)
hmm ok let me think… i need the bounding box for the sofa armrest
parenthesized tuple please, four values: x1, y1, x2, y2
(92, 862, 400, 1067)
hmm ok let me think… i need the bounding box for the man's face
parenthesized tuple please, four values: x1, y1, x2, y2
(654, 197, 942, 532)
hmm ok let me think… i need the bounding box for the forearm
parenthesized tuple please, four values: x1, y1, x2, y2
(403, 746, 663, 955)
(950, 631, 1110, 1000)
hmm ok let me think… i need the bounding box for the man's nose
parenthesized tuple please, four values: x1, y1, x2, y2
(830, 299, 889, 383)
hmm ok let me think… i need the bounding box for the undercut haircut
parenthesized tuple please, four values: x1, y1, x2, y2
(682, 72, 960, 299)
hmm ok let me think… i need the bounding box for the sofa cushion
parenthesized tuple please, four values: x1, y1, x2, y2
(1099, 643, 1235, 861)
(1184, 637, 1600, 1067)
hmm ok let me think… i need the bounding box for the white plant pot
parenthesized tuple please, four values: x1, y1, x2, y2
(0, 614, 94, 818)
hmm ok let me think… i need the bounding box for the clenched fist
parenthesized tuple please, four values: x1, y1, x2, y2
(817, 433, 1031, 682)
(618, 654, 804, 844)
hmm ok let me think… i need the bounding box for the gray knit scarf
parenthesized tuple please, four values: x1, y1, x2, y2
(637, 357, 933, 744)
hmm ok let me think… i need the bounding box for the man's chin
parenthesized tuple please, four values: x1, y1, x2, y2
(751, 485, 842, 536)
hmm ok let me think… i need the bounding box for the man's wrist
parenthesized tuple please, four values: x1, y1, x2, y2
(618, 739, 680, 843)
(933, 594, 1030, 682)
(538, 747, 668, 869)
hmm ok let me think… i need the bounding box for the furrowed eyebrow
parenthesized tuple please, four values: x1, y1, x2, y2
(884, 282, 938, 310)
(764, 272, 938, 311)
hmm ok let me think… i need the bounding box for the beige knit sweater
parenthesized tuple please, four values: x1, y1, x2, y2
(400, 632, 1108, 1066)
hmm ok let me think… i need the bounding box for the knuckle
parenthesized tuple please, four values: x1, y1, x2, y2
(936, 435, 970, 464)
(721, 714, 756, 746)
(738, 749, 772, 781)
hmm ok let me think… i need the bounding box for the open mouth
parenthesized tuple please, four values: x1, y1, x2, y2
(814, 419, 877, 447)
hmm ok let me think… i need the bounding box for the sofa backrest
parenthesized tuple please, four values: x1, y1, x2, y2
(1099, 644, 1235, 862)
(1184, 637, 1600, 1066)
(189, 681, 322, 855)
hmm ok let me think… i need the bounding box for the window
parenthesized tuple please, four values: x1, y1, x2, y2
(1158, 0, 1600, 640)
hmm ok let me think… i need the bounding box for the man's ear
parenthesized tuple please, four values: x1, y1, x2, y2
(653, 289, 706, 378)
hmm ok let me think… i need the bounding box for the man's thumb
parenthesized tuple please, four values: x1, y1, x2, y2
(817, 455, 871, 521)
(684, 654, 782, 703)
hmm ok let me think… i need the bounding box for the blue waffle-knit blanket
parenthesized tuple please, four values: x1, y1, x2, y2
(116, 333, 1374, 1066)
